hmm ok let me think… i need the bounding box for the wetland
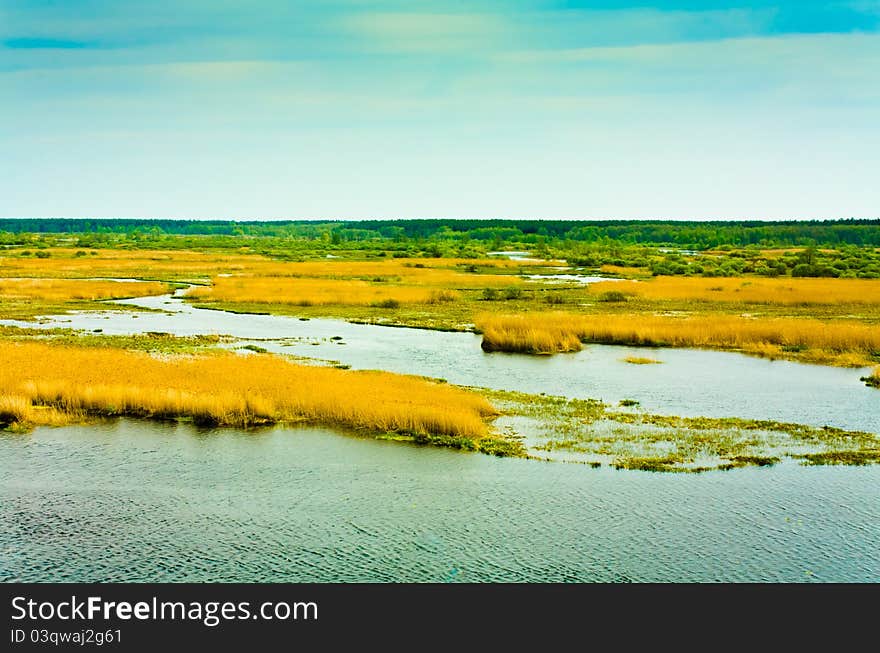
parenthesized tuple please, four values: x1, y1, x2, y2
(1, 220, 878, 581)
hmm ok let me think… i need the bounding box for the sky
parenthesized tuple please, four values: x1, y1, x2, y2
(1, 1, 878, 220)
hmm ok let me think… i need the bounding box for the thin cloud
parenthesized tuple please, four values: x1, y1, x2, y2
(339, 11, 507, 53)
(3, 37, 93, 49)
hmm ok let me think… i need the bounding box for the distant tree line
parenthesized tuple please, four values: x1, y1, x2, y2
(2, 218, 879, 248)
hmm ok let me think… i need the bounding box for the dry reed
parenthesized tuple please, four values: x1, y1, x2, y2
(0, 342, 497, 439)
(598, 265, 649, 277)
(588, 276, 880, 306)
(590, 277, 880, 306)
(185, 276, 461, 306)
(0, 250, 548, 282)
(476, 312, 880, 360)
(0, 278, 169, 301)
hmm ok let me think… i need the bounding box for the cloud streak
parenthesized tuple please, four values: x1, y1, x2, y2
(3, 37, 93, 49)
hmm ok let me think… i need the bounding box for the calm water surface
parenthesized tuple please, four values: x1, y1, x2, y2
(1, 421, 877, 582)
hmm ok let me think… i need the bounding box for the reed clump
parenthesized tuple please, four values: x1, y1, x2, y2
(0, 395, 33, 425)
(588, 276, 880, 306)
(186, 275, 473, 307)
(477, 314, 583, 354)
(0, 278, 169, 301)
(427, 289, 459, 304)
(186, 276, 441, 306)
(598, 265, 649, 277)
(476, 312, 880, 363)
(0, 342, 498, 443)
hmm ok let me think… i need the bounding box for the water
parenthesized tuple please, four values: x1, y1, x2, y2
(485, 251, 554, 262)
(2, 289, 878, 582)
(658, 248, 702, 256)
(524, 274, 625, 284)
(1, 421, 877, 582)
(5, 290, 877, 433)
(486, 250, 532, 260)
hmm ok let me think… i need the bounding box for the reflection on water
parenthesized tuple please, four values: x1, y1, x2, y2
(2, 421, 878, 582)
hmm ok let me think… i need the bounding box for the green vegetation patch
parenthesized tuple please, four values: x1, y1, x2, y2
(861, 371, 880, 388)
(797, 450, 880, 466)
(478, 387, 880, 473)
(0, 298, 151, 321)
(0, 325, 228, 354)
(374, 428, 525, 457)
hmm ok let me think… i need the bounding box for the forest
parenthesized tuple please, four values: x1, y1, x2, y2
(2, 217, 879, 248)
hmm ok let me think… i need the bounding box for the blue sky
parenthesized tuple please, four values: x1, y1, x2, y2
(1, 1, 878, 219)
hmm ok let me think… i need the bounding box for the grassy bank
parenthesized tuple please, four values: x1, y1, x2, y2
(0, 342, 520, 455)
(0, 278, 170, 301)
(476, 312, 880, 366)
(185, 275, 463, 307)
(0, 325, 228, 353)
(0, 278, 172, 320)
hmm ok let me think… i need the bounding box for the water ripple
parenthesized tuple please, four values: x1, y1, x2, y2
(1, 422, 878, 582)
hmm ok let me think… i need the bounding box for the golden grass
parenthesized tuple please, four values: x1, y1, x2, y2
(217, 260, 529, 289)
(863, 366, 880, 388)
(0, 342, 497, 439)
(0, 249, 265, 280)
(622, 356, 662, 364)
(588, 276, 880, 306)
(262, 258, 541, 278)
(0, 278, 168, 301)
(478, 314, 583, 354)
(0, 395, 70, 428)
(185, 276, 462, 306)
(184, 256, 544, 307)
(1, 251, 538, 308)
(476, 312, 880, 362)
(598, 265, 650, 277)
(0, 394, 33, 424)
(0, 249, 551, 282)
